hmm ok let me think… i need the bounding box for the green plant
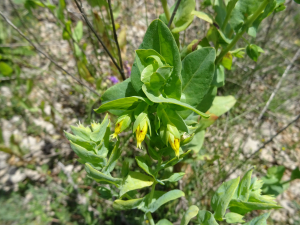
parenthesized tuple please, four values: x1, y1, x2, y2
(62, 0, 299, 224)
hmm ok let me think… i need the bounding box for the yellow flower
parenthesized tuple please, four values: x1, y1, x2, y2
(136, 122, 148, 149)
(168, 136, 180, 158)
(112, 120, 123, 140)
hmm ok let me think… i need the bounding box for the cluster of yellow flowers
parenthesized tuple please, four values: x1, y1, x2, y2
(111, 114, 181, 157)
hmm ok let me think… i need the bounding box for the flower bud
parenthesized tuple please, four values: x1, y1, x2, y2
(111, 114, 131, 139)
(166, 124, 181, 158)
(136, 121, 148, 149)
(133, 112, 151, 149)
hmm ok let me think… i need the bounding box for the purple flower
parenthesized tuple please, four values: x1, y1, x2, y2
(109, 76, 119, 84)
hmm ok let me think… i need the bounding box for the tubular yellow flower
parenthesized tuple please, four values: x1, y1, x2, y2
(169, 136, 180, 158)
(112, 120, 123, 139)
(136, 122, 148, 149)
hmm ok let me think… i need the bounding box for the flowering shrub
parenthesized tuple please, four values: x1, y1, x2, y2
(64, 0, 296, 223)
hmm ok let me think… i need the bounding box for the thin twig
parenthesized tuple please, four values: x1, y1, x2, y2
(201, 113, 300, 199)
(0, 11, 101, 97)
(225, 113, 300, 182)
(256, 48, 300, 125)
(107, 0, 125, 80)
(168, 0, 182, 28)
(73, 0, 123, 77)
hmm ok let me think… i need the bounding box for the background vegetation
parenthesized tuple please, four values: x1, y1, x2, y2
(0, 0, 300, 224)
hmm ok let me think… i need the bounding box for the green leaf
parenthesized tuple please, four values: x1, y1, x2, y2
(102, 141, 121, 173)
(228, 0, 262, 33)
(101, 78, 138, 103)
(229, 199, 281, 215)
(146, 190, 185, 213)
(181, 48, 216, 108)
(142, 85, 209, 118)
(90, 114, 110, 142)
(95, 97, 150, 114)
(180, 205, 199, 225)
(70, 124, 91, 141)
(171, 0, 195, 33)
(119, 171, 154, 196)
(237, 169, 253, 201)
(230, 48, 245, 58)
(73, 21, 83, 42)
(225, 212, 245, 224)
(163, 108, 189, 133)
(248, 0, 278, 37)
(64, 131, 96, 150)
(131, 19, 181, 100)
(85, 163, 122, 187)
(244, 212, 270, 225)
(291, 167, 300, 180)
(113, 197, 144, 210)
(212, 65, 225, 88)
(211, 177, 240, 221)
(192, 11, 214, 24)
(213, 0, 227, 29)
(197, 210, 219, 225)
(98, 186, 113, 199)
(208, 95, 236, 116)
(157, 219, 173, 225)
(0, 62, 13, 76)
(166, 172, 185, 182)
(294, 0, 300, 4)
(87, 0, 108, 7)
(246, 44, 264, 62)
(135, 155, 164, 184)
(221, 52, 233, 70)
(70, 141, 106, 166)
(196, 86, 217, 113)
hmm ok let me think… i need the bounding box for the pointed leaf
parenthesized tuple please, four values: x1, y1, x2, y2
(142, 85, 209, 118)
(102, 141, 121, 173)
(166, 172, 186, 182)
(181, 48, 216, 108)
(90, 114, 110, 142)
(113, 198, 144, 210)
(95, 97, 151, 113)
(237, 169, 253, 201)
(197, 210, 219, 225)
(85, 163, 122, 187)
(225, 212, 245, 223)
(211, 177, 240, 221)
(180, 205, 199, 225)
(192, 10, 214, 24)
(120, 171, 154, 196)
(157, 219, 173, 225)
(147, 190, 185, 213)
(64, 131, 96, 150)
(70, 141, 106, 166)
(244, 212, 270, 225)
(229, 199, 281, 215)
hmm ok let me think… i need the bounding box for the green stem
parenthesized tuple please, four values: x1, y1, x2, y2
(281, 179, 293, 186)
(145, 182, 157, 225)
(161, 0, 174, 28)
(221, 0, 238, 31)
(146, 212, 155, 225)
(215, 0, 270, 65)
